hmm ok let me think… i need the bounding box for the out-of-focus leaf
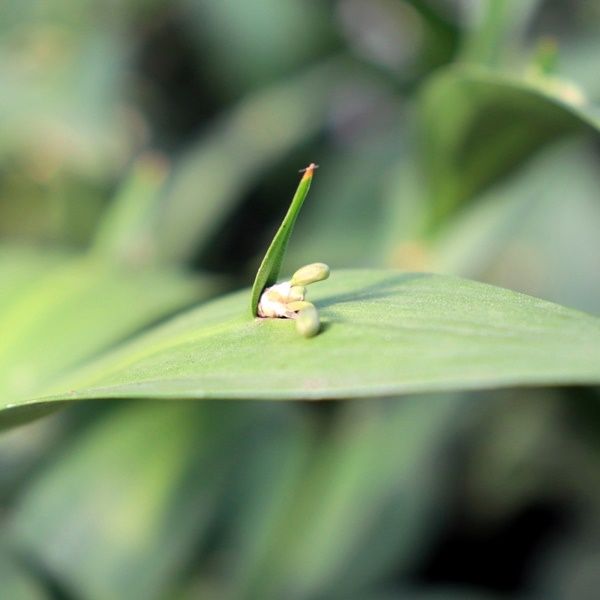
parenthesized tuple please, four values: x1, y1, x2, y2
(0, 551, 47, 600)
(0, 27, 131, 177)
(218, 403, 321, 598)
(561, 34, 600, 100)
(419, 66, 600, 229)
(402, 0, 461, 73)
(9, 401, 258, 600)
(0, 15, 143, 247)
(182, 0, 335, 94)
(91, 153, 171, 267)
(432, 140, 600, 314)
(0, 245, 216, 427)
(155, 59, 371, 262)
(284, 117, 406, 269)
(11, 271, 600, 419)
(354, 588, 500, 600)
(459, 0, 541, 67)
(225, 396, 465, 599)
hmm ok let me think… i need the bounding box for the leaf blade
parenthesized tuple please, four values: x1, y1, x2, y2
(8, 270, 600, 421)
(250, 164, 316, 316)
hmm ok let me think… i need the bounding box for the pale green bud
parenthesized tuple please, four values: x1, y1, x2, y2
(295, 305, 320, 338)
(288, 286, 306, 301)
(287, 300, 313, 312)
(290, 263, 330, 287)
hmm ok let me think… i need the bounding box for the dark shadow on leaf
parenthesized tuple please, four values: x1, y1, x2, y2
(319, 320, 334, 334)
(0, 402, 67, 432)
(316, 272, 432, 309)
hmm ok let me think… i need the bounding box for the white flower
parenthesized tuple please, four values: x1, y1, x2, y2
(257, 263, 330, 328)
(257, 281, 302, 318)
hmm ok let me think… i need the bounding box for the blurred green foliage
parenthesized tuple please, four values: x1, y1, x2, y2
(2, 1, 600, 598)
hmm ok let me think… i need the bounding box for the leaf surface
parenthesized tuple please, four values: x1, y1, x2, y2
(420, 66, 600, 226)
(9, 270, 600, 419)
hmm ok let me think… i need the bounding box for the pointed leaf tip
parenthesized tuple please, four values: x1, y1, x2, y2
(250, 164, 318, 316)
(299, 163, 319, 177)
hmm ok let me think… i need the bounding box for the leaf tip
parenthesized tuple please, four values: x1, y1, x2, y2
(299, 163, 319, 180)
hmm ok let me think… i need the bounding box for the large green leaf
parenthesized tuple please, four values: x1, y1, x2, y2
(7, 270, 600, 420)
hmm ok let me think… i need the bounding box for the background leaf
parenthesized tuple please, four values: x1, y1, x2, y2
(0, 245, 218, 427)
(9, 401, 260, 600)
(221, 395, 466, 600)
(419, 66, 600, 229)
(2, 1, 600, 597)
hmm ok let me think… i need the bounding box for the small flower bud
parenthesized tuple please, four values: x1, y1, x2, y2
(290, 263, 330, 287)
(295, 305, 321, 338)
(288, 286, 306, 301)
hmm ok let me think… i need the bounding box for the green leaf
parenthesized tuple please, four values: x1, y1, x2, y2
(250, 163, 316, 316)
(225, 396, 466, 599)
(432, 139, 600, 314)
(0, 554, 47, 600)
(459, 0, 541, 67)
(9, 401, 261, 600)
(419, 66, 600, 229)
(155, 60, 354, 263)
(0, 245, 217, 428)
(284, 122, 406, 270)
(91, 153, 170, 267)
(8, 270, 600, 420)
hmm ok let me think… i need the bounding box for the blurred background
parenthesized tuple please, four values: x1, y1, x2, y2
(1, 0, 600, 598)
